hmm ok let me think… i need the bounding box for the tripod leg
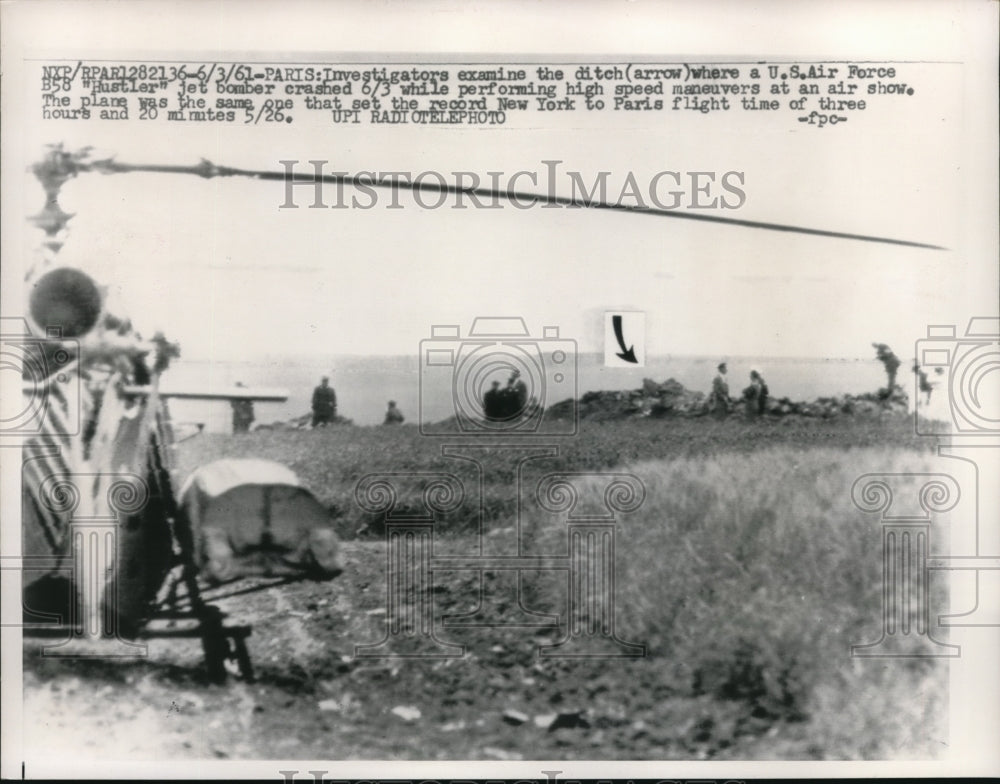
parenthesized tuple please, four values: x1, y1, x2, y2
(232, 634, 255, 682)
(199, 606, 228, 683)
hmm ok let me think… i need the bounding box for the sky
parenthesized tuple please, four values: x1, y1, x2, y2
(9, 20, 998, 370)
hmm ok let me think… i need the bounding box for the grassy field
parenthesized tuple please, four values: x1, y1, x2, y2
(173, 414, 939, 539)
(527, 447, 949, 757)
(125, 414, 951, 759)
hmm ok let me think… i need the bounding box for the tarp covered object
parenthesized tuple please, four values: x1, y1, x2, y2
(179, 458, 344, 583)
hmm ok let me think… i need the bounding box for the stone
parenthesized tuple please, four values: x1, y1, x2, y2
(548, 710, 591, 731)
(391, 705, 421, 721)
(533, 713, 557, 729)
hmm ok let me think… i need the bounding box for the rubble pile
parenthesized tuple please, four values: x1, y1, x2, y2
(547, 378, 909, 422)
(257, 379, 910, 431)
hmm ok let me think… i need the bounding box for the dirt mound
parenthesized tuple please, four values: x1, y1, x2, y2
(254, 412, 354, 431)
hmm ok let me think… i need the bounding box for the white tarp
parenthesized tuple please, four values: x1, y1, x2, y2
(179, 458, 344, 582)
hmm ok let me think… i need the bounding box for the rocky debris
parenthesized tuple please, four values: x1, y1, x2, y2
(762, 386, 909, 419)
(501, 708, 529, 725)
(547, 710, 591, 731)
(534, 713, 558, 729)
(546, 378, 706, 421)
(390, 705, 422, 722)
(547, 378, 909, 423)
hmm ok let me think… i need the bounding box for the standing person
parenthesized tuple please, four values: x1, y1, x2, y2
(747, 369, 769, 415)
(483, 380, 502, 420)
(230, 381, 255, 433)
(311, 375, 337, 428)
(913, 361, 934, 404)
(383, 400, 405, 425)
(507, 370, 528, 417)
(872, 343, 902, 396)
(708, 362, 731, 417)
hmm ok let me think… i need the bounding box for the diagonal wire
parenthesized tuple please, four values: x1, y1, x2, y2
(77, 156, 946, 250)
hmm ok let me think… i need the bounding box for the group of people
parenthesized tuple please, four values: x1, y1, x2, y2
(707, 362, 769, 418)
(231, 375, 405, 434)
(482, 370, 529, 421)
(311, 375, 405, 428)
(310, 370, 535, 431)
(873, 342, 935, 404)
(707, 342, 934, 419)
(236, 341, 933, 434)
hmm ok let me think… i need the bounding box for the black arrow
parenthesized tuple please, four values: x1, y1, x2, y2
(612, 315, 638, 363)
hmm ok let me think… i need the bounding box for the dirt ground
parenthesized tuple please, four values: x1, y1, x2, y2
(19, 538, 831, 764)
(18, 418, 952, 768)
